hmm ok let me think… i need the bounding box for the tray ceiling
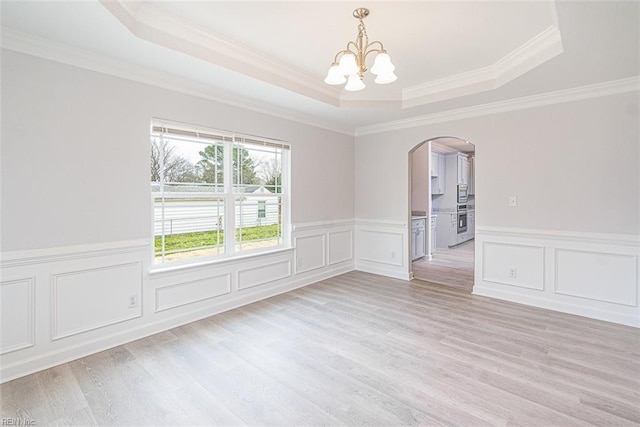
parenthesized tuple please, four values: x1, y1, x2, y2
(1, 1, 638, 134)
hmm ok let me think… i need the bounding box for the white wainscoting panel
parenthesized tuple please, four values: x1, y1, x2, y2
(555, 249, 637, 306)
(328, 230, 353, 266)
(0, 277, 35, 354)
(474, 227, 640, 327)
(156, 273, 231, 312)
(355, 220, 409, 280)
(1, 221, 356, 383)
(237, 260, 292, 290)
(294, 234, 326, 274)
(52, 262, 143, 340)
(358, 230, 403, 266)
(482, 242, 544, 290)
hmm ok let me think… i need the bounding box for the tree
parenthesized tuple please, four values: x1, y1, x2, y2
(260, 157, 282, 193)
(197, 144, 259, 187)
(151, 140, 198, 182)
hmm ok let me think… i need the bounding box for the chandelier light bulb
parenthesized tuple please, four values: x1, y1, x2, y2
(370, 53, 395, 75)
(324, 64, 347, 85)
(338, 53, 359, 76)
(345, 74, 366, 91)
(374, 71, 398, 84)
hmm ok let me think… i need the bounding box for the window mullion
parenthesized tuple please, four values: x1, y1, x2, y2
(224, 138, 235, 255)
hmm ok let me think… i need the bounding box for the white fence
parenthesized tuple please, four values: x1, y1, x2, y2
(153, 199, 280, 236)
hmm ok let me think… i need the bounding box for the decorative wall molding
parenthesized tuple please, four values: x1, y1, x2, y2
(0, 239, 149, 268)
(0, 277, 36, 355)
(403, 26, 563, 108)
(51, 262, 143, 340)
(474, 227, 640, 327)
(481, 242, 545, 290)
(477, 226, 640, 247)
(356, 76, 640, 136)
(155, 273, 231, 312)
(0, 28, 354, 137)
(554, 249, 637, 307)
(294, 234, 326, 274)
(237, 260, 292, 290)
(0, 220, 355, 382)
(292, 219, 355, 232)
(354, 219, 409, 280)
(4, 25, 638, 139)
(99, 0, 340, 106)
(1, 260, 352, 384)
(328, 230, 353, 266)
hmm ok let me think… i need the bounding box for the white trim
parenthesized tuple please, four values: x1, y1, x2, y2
(100, 0, 340, 105)
(402, 26, 564, 107)
(355, 218, 407, 227)
(0, 262, 353, 384)
(474, 227, 640, 327)
(50, 262, 143, 341)
(0, 28, 354, 137)
(0, 240, 149, 268)
(476, 226, 639, 247)
(473, 284, 640, 328)
(355, 263, 411, 281)
(356, 77, 640, 136)
(149, 247, 294, 277)
(0, 277, 36, 355)
(292, 219, 354, 232)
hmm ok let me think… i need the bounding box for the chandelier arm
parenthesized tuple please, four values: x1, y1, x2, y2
(365, 40, 385, 53)
(332, 48, 355, 65)
(363, 45, 386, 61)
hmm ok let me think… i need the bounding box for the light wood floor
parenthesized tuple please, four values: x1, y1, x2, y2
(2, 271, 639, 426)
(412, 240, 475, 292)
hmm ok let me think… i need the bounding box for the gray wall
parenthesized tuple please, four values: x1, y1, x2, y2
(356, 92, 639, 235)
(1, 50, 355, 251)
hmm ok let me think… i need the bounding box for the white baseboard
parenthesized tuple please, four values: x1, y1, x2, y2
(355, 262, 411, 281)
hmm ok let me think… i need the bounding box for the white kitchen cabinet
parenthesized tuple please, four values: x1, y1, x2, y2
(430, 152, 439, 177)
(431, 154, 446, 195)
(457, 153, 468, 185)
(468, 155, 475, 195)
(411, 218, 426, 261)
(468, 211, 475, 237)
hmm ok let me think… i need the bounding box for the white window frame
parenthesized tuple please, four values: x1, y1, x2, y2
(151, 119, 291, 268)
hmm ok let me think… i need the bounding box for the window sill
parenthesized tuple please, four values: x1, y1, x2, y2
(148, 246, 294, 277)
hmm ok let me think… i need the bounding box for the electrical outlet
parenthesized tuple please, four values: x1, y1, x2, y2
(508, 196, 517, 207)
(297, 258, 302, 267)
(129, 294, 137, 308)
(509, 267, 517, 279)
(391, 251, 396, 259)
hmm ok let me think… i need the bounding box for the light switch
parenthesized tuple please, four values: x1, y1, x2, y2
(508, 196, 517, 207)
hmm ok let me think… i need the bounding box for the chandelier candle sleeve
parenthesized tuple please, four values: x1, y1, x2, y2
(324, 7, 397, 91)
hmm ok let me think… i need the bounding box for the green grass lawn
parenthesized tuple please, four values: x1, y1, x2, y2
(155, 224, 280, 254)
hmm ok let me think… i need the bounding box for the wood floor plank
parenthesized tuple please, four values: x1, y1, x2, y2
(2, 271, 639, 426)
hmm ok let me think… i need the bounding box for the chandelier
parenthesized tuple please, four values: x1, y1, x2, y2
(324, 7, 397, 92)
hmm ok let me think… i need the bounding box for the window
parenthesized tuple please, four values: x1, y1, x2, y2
(151, 120, 289, 265)
(257, 200, 266, 219)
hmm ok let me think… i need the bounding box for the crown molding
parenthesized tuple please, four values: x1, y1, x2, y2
(356, 76, 640, 136)
(0, 27, 354, 137)
(99, 1, 342, 107)
(402, 26, 564, 108)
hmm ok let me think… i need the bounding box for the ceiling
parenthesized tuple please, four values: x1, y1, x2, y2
(1, 1, 638, 135)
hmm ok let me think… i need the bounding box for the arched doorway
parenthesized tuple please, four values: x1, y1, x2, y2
(409, 136, 476, 291)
